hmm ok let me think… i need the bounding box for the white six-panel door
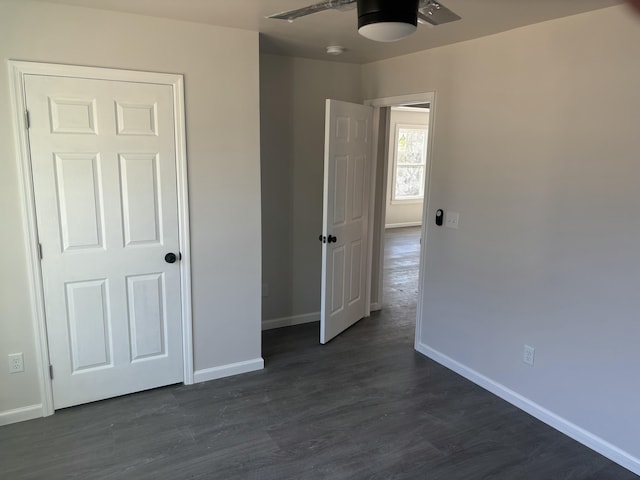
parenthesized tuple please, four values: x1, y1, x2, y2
(25, 74, 184, 409)
(320, 100, 374, 344)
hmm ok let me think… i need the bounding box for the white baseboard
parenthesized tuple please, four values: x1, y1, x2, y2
(262, 312, 319, 331)
(385, 221, 422, 229)
(370, 302, 382, 312)
(0, 404, 43, 426)
(414, 342, 640, 476)
(193, 358, 264, 384)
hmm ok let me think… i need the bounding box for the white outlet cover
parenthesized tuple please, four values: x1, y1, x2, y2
(523, 345, 535, 366)
(445, 211, 460, 229)
(8, 353, 24, 373)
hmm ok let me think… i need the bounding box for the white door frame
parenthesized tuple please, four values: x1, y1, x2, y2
(364, 92, 436, 350)
(8, 61, 194, 417)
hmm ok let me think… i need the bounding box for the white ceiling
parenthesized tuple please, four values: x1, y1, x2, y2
(36, 0, 623, 63)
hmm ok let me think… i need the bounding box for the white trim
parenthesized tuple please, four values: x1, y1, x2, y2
(193, 358, 265, 384)
(8, 60, 188, 85)
(390, 198, 423, 205)
(365, 93, 434, 108)
(385, 221, 422, 229)
(172, 75, 194, 385)
(262, 312, 320, 331)
(9, 61, 55, 417)
(392, 106, 430, 113)
(8, 60, 194, 410)
(370, 302, 382, 312)
(365, 105, 380, 319)
(415, 342, 640, 476)
(414, 92, 437, 348)
(0, 405, 43, 426)
(373, 107, 391, 311)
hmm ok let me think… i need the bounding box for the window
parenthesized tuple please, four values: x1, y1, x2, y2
(392, 125, 428, 201)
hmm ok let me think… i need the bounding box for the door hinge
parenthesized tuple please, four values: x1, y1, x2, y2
(25, 110, 30, 129)
(49, 365, 53, 380)
(38, 243, 43, 259)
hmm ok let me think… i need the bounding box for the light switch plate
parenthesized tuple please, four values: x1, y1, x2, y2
(445, 211, 460, 229)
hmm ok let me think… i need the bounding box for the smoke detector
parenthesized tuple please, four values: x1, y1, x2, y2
(326, 45, 346, 55)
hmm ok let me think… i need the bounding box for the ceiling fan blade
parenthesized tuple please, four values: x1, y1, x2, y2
(418, 0, 461, 26)
(267, 0, 356, 21)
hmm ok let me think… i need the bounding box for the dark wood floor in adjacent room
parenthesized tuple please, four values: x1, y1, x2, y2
(1, 227, 636, 479)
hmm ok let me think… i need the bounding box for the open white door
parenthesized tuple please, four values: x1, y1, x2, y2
(320, 99, 374, 344)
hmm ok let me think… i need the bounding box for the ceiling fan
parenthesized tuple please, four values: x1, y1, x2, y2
(267, 0, 461, 42)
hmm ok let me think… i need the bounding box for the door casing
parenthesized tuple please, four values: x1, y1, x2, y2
(9, 60, 194, 417)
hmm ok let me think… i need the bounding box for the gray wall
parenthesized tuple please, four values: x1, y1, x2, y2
(363, 5, 640, 466)
(0, 0, 262, 417)
(3, 1, 639, 471)
(260, 54, 362, 323)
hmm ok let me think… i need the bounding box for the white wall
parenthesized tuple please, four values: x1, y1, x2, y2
(363, 5, 640, 473)
(0, 0, 262, 420)
(260, 54, 362, 326)
(385, 108, 428, 228)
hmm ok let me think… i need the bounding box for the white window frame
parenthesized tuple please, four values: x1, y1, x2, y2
(391, 123, 429, 204)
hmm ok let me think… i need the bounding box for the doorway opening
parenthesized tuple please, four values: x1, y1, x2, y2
(366, 93, 435, 347)
(379, 105, 429, 319)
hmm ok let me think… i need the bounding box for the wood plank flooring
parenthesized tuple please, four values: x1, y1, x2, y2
(0, 227, 637, 479)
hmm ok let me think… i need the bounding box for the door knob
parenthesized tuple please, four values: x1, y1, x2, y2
(164, 252, 178, 264)
(319, 235, 337, 244)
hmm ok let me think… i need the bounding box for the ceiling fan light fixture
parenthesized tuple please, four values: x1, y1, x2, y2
(358, 22, 417, 42)
(356, 0, 419, 42)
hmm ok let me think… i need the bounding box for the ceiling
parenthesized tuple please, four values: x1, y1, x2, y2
(36, 0, 623, 64)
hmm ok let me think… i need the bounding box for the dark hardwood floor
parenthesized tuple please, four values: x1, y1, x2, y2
(0, 226, 636, 479)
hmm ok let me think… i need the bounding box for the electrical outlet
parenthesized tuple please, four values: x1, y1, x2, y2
(8, 353, 24, 373)
(445, 211, 460, 229)
(523, 345, 535, 366)
(262, 283, 269, 297)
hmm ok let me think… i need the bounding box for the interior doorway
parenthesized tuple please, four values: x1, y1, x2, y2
(379, 106, 429, 313)
(317, 98, 431, 344)
(366, 93, 435, 344)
